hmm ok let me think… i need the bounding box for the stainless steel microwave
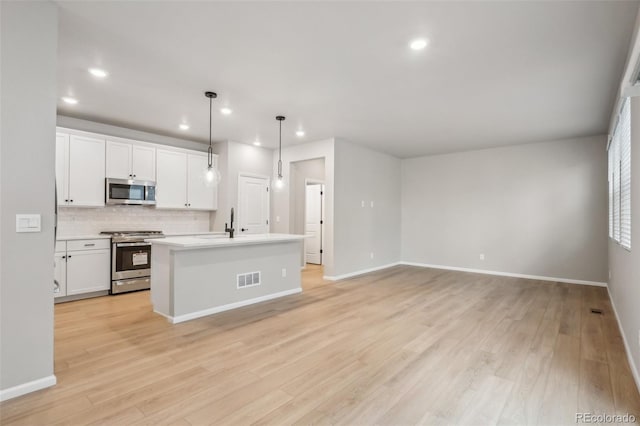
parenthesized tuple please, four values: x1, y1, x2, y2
(105, 178, 156, 205)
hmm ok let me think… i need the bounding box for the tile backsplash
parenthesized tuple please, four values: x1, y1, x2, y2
(58, 206, 211, 235)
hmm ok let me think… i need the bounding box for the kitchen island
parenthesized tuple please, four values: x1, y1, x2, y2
(148, 234, 305, 323)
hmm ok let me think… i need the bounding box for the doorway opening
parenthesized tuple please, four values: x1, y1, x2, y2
(289, 158, 325, 272)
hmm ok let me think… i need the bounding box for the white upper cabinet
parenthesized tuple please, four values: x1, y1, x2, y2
(106, 140, 156, 181)
(187, 153, 217, 210)
(156, 149, 188, 209)
(131, 145, 156, 181)
(68, 135, 106, 207)
(57, 131, 105, 207)
(105, 140, 132, 179)
(55, 133, 69, 205)
(156, 149, 218, 210)
(56, 127, 217, 211)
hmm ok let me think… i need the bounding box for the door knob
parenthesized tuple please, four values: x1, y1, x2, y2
(241, 228, 248, 232)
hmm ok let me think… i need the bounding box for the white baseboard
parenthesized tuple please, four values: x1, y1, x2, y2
(606, 287, 640, 394)
(323, 262, 401, 281)
(0, 375, 56, 402)
(399, 261, 608, 287)
(164, 288, 303, 324)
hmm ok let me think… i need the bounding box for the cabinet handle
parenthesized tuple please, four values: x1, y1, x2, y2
(62, 255, 66, 259)
(84, 243, 95, 247)
(70, 199, 74, 203)
(67, 255, 72, 259)
(133, 174, 136, 178)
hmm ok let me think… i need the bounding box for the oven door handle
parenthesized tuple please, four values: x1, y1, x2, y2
(115, 242, 152, 248)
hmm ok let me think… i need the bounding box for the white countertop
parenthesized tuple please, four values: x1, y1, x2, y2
(163, 231, 226, 237)
(56, 231, 224, 241)
(147, 233, 305, 249)
(56, 234, 111, 241)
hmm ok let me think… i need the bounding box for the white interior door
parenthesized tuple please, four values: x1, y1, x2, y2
(238, 175, 270, 234)
(305, 183, 323, 264)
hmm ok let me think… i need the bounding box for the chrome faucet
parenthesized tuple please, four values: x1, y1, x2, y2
(225, 207, 235, 238)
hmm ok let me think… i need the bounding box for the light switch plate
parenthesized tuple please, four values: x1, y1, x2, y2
(16, 214, 41, 233)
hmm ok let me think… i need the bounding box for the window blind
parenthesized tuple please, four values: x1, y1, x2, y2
(608, 139, 614, 239)
(612, 127, 621, 243)
(608, 97, 632, 249)
(620, 98, 631, 249)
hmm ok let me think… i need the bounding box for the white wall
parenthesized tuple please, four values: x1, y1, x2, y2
(608, 96, 640, 386)
(401, 135, 608, 284)
(271, 139, 335, 275)
(0, 0, 57, 399)
(211, 141, 273, 231)
(332, 140, 402, 278)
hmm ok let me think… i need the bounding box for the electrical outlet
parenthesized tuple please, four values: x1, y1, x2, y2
(276, 216, 280, 223)
(370, 252, 374, 259)
(361, 200, 365, 208)
(479, 254, 485, 261)
(370, 201, 374, 208)
(282, 268, 287, 278)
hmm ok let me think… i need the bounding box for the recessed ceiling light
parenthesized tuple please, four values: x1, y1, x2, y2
(220, 107, 232, 115)
(62, 97, 78, 105)
(296, 130, 305, 137)
(253, 141, 261, 146)
(409, 38, 428, 50)
(88, 68, 108, 78)
(179, 123, 189, 130)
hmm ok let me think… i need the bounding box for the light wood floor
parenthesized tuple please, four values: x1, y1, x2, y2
(1, 265, 639, 425)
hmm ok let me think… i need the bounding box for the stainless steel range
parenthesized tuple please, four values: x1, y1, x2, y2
(100, 231, 165, 294)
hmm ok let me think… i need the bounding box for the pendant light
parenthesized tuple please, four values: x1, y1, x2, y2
(204, 91, 221, 187)
(275, 115, 285, 189)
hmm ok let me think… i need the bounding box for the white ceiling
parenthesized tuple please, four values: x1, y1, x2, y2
(57, 1, 638, 158)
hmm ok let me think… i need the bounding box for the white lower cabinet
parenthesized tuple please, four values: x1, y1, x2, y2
(55, 239, 110, 300)
(66, 250, 111, 295)
(54, 245, 67, 299)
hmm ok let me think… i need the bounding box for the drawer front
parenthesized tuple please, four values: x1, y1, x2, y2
(67, 239, 111, 252)
(55, 241, 66, 253)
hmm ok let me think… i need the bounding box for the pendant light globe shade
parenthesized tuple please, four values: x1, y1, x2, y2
(274, 115, 286, 191)
(205, 164, 222, 187)
(204, 91, 221, 188)
(274, 175, 284, 189)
